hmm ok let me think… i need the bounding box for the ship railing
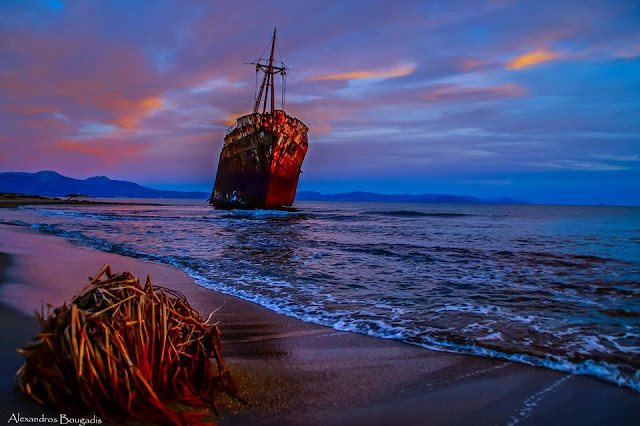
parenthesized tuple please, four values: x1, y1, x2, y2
(225, 122, 239, 136)
(225, 113, 262, 136)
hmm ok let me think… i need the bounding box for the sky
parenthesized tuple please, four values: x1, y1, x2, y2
(1, 0, 639, 205)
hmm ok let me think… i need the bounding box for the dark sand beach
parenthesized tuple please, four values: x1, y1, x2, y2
(0, 223, 637, 425)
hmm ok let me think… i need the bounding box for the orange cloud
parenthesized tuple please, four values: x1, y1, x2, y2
(0, 31, 168, 131)
(310, 64, 416, 81)
(506, 48, 562, 70)
(58, 140, 109, 156)
(56, 140, 151, 163)
(112, 96, 164, 129)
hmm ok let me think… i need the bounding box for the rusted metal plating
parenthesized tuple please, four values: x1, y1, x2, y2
(211, 110, 308, 209)
(210, 29, 308, 209)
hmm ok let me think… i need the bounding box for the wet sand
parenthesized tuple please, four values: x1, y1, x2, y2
(0, 223, 637, 425)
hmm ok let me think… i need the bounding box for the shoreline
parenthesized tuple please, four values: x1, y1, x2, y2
(0, 194, 182, 210)
(0, 223, 637, 425)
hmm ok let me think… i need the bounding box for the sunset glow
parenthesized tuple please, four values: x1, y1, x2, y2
(310, 64, 416, 81)
(506, 48, 563, 70)
(0, 0, 638, 205)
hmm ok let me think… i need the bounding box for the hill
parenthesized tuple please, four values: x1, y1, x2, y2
(296, 191, 527, 204)
(0, 172, 528, 204)
(0, 171, 209, 199)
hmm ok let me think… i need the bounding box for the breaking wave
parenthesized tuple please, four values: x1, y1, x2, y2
(362, 210, 471, 218)
(1, 201, 639, 393)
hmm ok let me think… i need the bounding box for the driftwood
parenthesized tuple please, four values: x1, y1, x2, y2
(16, 264, 236, 425)
(65, 193, 88, 200)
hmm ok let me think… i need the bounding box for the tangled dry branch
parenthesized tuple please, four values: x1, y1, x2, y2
(16, 264, 236, 425)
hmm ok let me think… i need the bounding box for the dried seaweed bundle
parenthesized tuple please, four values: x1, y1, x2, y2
(16, 264, 235, 425)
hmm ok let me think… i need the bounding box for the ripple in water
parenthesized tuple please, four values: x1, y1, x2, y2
(1, 201, 639, 391)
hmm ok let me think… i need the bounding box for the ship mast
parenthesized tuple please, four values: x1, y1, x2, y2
(251, 28, 287, 114)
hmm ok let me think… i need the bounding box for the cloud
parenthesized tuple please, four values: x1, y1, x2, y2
(310, 119, 332, 135)
(0, 0, 638, 204)
(56, 139, 151, 164)
(592, 153, 640, 162)
(309, 64, 416, 81)
(221, 111, 250, 127)
(459, 59, 491, 71)
(422, 83, 528, 101)
(16, 117, 71, 131)
(531, 160, 627, 171)
(112, 97, 164, 129)
(190, 78, 247, 94)
(506, 48, 563, 70)
(57, 140, 109, 156)
(0, 103, 58, 115)
(611, 44, 640, 59)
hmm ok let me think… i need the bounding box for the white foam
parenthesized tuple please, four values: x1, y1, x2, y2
(3, 206, 639, 394)
(507, 375, 572, 425)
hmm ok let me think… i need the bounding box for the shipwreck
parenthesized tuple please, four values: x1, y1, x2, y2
(210, 29, 309, 209)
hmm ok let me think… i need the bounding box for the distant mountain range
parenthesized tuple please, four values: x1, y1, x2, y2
(0, 171, 528, 204)
(296, 191, 527, 204)
(0, 171, 209, 199)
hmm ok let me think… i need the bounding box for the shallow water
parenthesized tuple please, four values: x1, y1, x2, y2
(1, 200, 639, 391)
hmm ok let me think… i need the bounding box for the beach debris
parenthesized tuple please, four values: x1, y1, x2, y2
(64, 193, 89, 200)
(16, 264, 237, 425)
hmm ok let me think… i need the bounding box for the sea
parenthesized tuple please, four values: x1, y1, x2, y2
(1, 200, 639, 392)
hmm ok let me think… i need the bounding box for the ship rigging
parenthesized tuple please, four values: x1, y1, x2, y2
(249, 28, 288, 114)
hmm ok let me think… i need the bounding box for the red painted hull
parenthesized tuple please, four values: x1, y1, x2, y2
(211, 110, 308, 209)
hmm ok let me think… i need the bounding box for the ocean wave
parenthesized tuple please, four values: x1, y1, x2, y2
(188, 272, 640, 393)
(342, 243, 435, 262)
(29, 219, 639, 392)
(3, 205, 639, 394)
(36, 209, 168, 222)
(319, 213, 360, 222)
(34, 208, 237, 224)
(221, 209, 308, 220)
(362, 210, 471, 218)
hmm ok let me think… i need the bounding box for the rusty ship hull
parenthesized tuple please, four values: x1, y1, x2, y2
(211, 110, 308, 209)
